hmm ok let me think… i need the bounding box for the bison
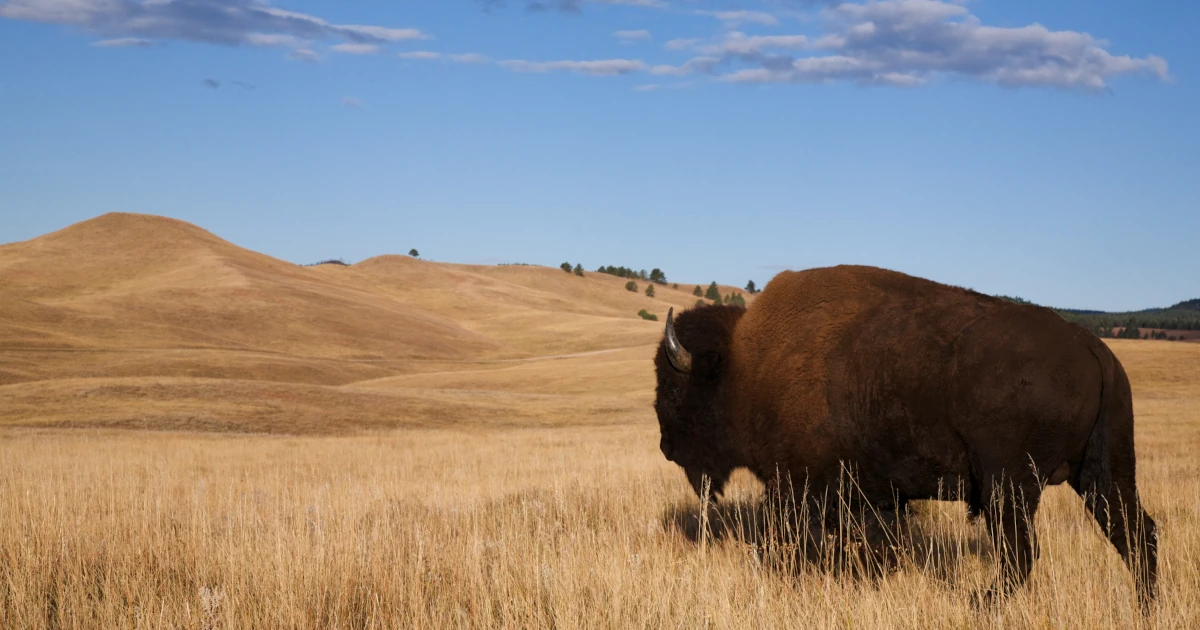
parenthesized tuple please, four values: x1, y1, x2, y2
(654, 265, 1157, 610)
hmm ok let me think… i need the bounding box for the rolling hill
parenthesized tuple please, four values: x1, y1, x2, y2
(0, 213, 751, 431)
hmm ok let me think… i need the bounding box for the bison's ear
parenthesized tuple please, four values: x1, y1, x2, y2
(692, 350, 725, 381)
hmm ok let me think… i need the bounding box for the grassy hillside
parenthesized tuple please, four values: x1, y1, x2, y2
(0, 213, 750, 430)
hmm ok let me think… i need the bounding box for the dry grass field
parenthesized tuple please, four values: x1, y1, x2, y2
(1, 214, 1198, 628)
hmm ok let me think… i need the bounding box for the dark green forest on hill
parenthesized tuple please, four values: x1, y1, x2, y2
(996, 295, 1200, 339)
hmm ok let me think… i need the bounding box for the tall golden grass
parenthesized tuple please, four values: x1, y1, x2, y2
(2, 399, 1197, 629)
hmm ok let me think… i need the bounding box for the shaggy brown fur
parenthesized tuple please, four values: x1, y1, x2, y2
(654, 265, 1157, 610)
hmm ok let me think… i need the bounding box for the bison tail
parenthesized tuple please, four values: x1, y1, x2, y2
(1077, 342, 1113, 496)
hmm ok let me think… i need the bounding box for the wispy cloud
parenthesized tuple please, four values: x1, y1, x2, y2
(526, 0, 582, 13)
(614, 29, 652, 44)
(448, 53, 489, 64)
(230, 80, 255, 90)
(475, 0, 664, 14)
(499, 58, 647, 76)
(697, 10, 779, 27)
(342, 96, 363, 109)
(203, 78, 220, 89)
(0, 0, 428, 59)
(650, 56, 720, 77)
(399, 51, 441, 60)
(399, 51, 491, 64)
(664, 38, 700, 51)
(286, 49, 320, 64)
(331, 43, 380, 55)
(91, 37, 153, 48)
(599, 0, 663, 6)
(6, 0, 1170, 92)
(697, 33, 812, 55)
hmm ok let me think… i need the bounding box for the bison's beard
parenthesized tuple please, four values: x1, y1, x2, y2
(686, 468, 730, 502)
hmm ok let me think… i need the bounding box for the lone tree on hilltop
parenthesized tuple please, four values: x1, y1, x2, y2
(645, 284, 655, 298)
(573, 263, 584, 277)
(745, 280, 757, 294)
(693, 285, 703, 297)
(625, 281, 638, 293)
(561, 262, 573, 273)
(409, 249, 419, 258)
(705, 281, 721, 301)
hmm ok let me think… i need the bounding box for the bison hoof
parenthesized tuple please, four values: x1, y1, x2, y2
(970, 587, 1004, 611)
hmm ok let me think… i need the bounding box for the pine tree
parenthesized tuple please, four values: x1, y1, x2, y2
(705, 282, 720, 301)
(409, 249, 420, 258)
(573, 263, 584, 277)
(625, 281, 638, 292)
(645, 284, 655, 298)
(692, 285, 703, 297)
(745, 280, 756, 294)
(561, 262, 573, 273)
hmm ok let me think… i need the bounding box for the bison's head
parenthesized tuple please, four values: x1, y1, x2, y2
(654, 304, 746, 501)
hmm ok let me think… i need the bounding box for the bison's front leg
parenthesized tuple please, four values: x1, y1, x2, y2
(978, 477, 1043, 603)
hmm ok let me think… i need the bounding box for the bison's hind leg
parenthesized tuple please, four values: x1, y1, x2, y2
(1071, 470, 1158, 613)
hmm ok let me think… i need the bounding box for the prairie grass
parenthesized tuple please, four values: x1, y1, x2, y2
(2, 410, 1198, 629)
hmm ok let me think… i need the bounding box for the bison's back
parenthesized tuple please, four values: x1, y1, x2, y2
(729, 265, 1105, 498)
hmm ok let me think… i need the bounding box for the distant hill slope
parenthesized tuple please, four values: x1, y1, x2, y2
(998, 293, 1200, 335)
(0, 213, 751, 391)
(0, 213, 497, 365)
(312, 254, 747, 357)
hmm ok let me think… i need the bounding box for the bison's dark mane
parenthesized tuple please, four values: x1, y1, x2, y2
(654, 304, 747, 496)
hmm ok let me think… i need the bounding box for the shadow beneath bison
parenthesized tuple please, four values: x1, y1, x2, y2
(662, 490, 993, 585)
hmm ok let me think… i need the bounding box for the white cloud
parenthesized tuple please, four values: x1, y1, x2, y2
(667, 1, 1169, 90)
(0, 0, 428, 48)
(499, 58, 647, 76)
(286, 48, 320, 63)
(342, 96, 363, 108)
(334, 24, 426, 43)
(594, 0, 663, 6)
(92, 37, 152, 48)
(614, 29, 652, 43)
(650, 56, 720, 76)
(448, 53, 489, 64)
(701, 32, 811, 55)
(6, 0, 1173, 91)
(697, 10, 779, 27)
(331, 43, 380, 55)
(664, 38, 700, 51)
(244, 33, 306, 48)
(399, 51, 441, 60)
(399, 51, 491, 65)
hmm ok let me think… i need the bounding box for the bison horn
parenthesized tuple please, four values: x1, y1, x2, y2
(664, 308, 693, 374)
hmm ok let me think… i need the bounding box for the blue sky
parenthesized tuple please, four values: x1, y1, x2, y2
(1, 0, 1196, 311)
